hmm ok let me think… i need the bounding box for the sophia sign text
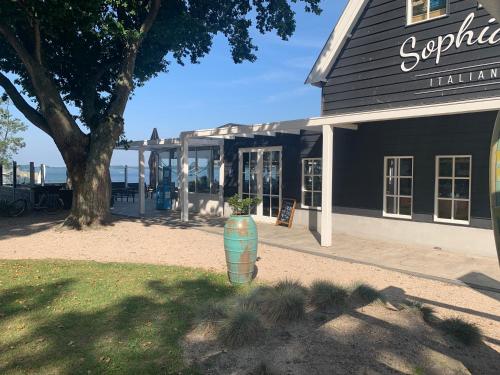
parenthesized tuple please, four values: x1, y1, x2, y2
(400, 13, 500, 73)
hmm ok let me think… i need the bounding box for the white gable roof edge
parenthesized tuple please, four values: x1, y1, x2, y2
(305, 0, 370, 86)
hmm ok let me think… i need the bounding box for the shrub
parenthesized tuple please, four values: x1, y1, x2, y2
(198, 300, 229, 323)
(218, 308, 264, 347)
(240, 286, 276, 312)
(240, 282, 307, 323)
(350, 283, 383, 304)
(402, 300, 436, 324)
(265, 282, 306, 322)
(309, 280, 349, 310)
(440, 318, 482, 346)
(275, 279, 308, 296)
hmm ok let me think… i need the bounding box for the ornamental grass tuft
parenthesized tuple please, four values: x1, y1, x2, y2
(402, 300, 437, 324)
(350, 283, 383, 304)
(264, 280, 307, 322)
(439, 317, 482, 346)
(218, 308, 264, 347)
(197, 299, 230, 329)
(309, 280, 349, 310)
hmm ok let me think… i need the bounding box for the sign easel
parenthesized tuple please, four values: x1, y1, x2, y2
(276, 198, 296, 228)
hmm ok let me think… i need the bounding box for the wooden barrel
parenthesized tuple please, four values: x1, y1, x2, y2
(223, 215, 258, 284)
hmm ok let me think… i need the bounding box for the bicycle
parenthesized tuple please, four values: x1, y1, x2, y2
(33, 193, 65, 214)
(0, 198, 28, 217)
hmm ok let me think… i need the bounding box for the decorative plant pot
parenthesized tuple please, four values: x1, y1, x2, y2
(223, 215, 258, 284)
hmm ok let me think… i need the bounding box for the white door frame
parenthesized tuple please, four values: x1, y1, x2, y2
(238, 146, 283, 223)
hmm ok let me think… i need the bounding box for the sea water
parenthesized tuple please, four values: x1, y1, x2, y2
(3, 165, 150, 185)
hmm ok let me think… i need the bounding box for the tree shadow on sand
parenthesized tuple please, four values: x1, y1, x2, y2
(185, 286, 500, 375)
(0, 276, 236, 375)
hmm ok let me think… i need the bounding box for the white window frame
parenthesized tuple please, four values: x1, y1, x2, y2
(434, 155, 472, 225)
(383, 156, 414, 220)
(301, 158, 322, 210)
(407, 0, 449, 26)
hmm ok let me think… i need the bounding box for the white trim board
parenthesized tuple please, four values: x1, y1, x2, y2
(305, 0, 500, 86)
(314, 96, 500, 126)
(305, 0, 369, 86)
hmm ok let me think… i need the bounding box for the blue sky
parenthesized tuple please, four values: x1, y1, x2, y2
(11, 0, 347, 166)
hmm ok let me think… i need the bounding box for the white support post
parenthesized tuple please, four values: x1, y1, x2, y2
(40, 164, 46, 186)
(218, 140, 225, 216)
(321, 125, 334, 247)
(180, 134, 189, 222)
(139, 148, 146, 216)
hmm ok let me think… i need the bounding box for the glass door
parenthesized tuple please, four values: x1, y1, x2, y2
(241, 151, 259, 215)
(239, 147, 282, 220)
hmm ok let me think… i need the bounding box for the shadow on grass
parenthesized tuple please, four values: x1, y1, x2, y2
(0, 275, 236, 375)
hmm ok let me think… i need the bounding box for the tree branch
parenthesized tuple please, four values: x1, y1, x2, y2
(33, 19, 42, 64)
(0, 72, 51, 136)
(0, 23, 37, 74)
(106, 0, 161, 119)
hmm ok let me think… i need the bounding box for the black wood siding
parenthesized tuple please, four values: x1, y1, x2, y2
(223, 134, 302, 200)
(332, 112, 495, 228)
(322, 0, 500, 114)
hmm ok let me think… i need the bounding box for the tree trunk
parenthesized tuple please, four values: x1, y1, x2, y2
(64, 156, 112, 228)
(58, 118, 122, 228)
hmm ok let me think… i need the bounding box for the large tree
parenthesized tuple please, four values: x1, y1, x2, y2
(0, 0, 321, 227)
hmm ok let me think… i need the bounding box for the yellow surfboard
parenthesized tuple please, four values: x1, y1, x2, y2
(489, 112, 500, 265)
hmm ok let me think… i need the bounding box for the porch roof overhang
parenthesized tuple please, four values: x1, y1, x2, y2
(182, 118, 358, 139)
(115, 137, 221, 151)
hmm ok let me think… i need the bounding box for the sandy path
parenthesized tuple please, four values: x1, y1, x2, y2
(1, 216, 499, 351)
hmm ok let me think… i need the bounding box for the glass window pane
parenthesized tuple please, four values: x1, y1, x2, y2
(399, 197, 412, 216)
(304, 192, 312, 207)
(313, 192, 322, 208)
(455, 158, 470, 178)
(430, 0, 446, 13)
(386, 197, 396, 214)
(313, 176, 322, 191)
(438, 199, 452, 219)
(271, 197, 280, 217)
(263, 196, 270, 217)
(313, 160, 321, 175)
(454, 179, 469, 199)
(412, 0, 427, 22)
(304, 160, 313, 175)
(386, 177, 396, 195)
(196, 149, 211, 193)
(439, 158, 453, 177)
(400, 178, 412, 196)
(386, 158, 396, 177)
(438, 179, 453, 198)
(454, 201, 469, 221)
(188, 150, 196, 192)
(400, 159, 413, 177)
(305, 176, 313, 191)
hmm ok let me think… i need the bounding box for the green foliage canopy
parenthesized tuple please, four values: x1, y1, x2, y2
(0, 0, 321, 131)
(0, 98, 27, 165)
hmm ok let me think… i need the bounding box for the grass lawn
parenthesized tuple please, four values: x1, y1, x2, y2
(0, 260, 236, 375)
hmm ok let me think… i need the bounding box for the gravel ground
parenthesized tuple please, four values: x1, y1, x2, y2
(1, 215, 499, 354)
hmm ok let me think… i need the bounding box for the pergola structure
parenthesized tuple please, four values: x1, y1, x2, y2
(178, 118, 358, 247)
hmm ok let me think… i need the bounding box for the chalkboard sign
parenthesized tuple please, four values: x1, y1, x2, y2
(276, 199, 296, 228)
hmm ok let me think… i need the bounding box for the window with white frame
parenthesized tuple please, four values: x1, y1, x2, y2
(302, 158, 322, 208)
(407, 0, 447, 25)
(383, 157, 413, 218)
(435, 156, 471, 224)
